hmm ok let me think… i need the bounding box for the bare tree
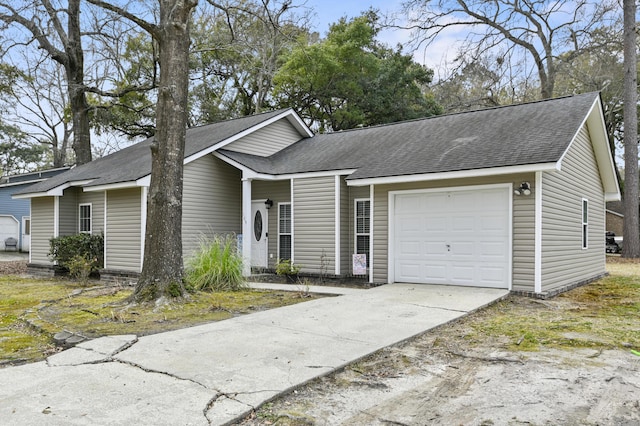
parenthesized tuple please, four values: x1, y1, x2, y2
(86, 0, 198, 302)
(622, 0, 638, 258)
(401, 0, 618, 99)
(0, 0, 93, 164)
(0, 1, 157, 166)
(7, 52, 72, 167)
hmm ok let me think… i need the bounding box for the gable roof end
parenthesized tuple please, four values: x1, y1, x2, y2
(557, 94, 620, 202)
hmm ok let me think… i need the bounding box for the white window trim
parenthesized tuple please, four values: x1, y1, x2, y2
(278, 202, 292, 261)
(354, 198, 371, 271)
(582, 198, 588, 250)
(79, 203, 92, 234)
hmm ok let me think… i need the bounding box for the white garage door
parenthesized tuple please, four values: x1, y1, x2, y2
(0, 215, 20, 250)
(393, 186, 510, 288)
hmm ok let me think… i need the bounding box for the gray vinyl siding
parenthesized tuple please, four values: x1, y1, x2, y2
(105, 188, 142, 272)
(78, 191, 105, 234)
(293, 176, 335, 274)
(371, 174, 536, 285)
(224, 119, 303, 157)
(541, 125, 605, 292)
(30, 197, 54, 264)
(348, 185, 370, 275)
(182, 155, 242, 261)
(512, 176, 536, 292)
(252, 180, 290, 268)
(58, 188, 78, 236)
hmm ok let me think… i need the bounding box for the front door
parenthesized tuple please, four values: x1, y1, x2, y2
(251, 201, 268, 268)
(21, 217, 30, 252)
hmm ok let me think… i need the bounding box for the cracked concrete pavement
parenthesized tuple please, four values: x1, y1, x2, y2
(0, 283, 507, 425)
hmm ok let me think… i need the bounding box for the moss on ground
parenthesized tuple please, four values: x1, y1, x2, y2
(0, 276, 321, 367)
(465, 270, 640, 351)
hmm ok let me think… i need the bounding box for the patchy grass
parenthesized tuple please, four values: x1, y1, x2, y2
(0, 276, 321, 367)
(460, 263, 640, 352)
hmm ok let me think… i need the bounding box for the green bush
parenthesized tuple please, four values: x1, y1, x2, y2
(275, 258, 301, 275)
(185, 234, 246, 292)
(67, 254, 93, 282)
(49, 233, 104, 274)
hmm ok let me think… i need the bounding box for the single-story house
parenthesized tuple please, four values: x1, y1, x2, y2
(14, 92, 619, 297)
(0, 167, 69, 251)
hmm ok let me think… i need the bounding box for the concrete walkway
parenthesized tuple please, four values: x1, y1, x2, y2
(0, 283, 508, 425)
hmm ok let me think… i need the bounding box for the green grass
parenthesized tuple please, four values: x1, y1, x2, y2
(465, 270, 640, 351)
(0, 276, 320, 367)
(185, 234, 246, 292)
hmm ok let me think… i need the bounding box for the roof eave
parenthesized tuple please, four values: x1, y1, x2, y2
(345, 163, 558, 187)
(12, 179, 94, 198)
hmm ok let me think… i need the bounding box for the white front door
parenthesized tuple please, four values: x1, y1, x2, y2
(21, 217, 31, 252)
(251, 201, 268, 268)
(393, 186, 510, 288)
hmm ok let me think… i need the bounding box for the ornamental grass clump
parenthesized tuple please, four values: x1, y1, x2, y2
(186, 234, 246, 292)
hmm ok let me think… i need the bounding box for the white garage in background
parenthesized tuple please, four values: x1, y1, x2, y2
(0, 215, 20, 250)
(390, 184, 512, 289)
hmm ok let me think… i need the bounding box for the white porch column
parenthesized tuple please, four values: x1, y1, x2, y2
(242, 177, 252, 277)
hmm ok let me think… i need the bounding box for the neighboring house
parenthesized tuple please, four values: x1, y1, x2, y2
(0, 168, 70, 251)
(605, 201, 624, 237)
(14, 92, 619, 297)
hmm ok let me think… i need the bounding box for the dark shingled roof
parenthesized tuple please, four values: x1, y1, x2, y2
(14, 109, 289, 195)
(220, 92, 600, 181)
(16, 93, 601, 196)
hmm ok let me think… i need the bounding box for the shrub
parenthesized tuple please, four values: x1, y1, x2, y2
(275, 259, 301, 276)
(185, 234, 246, 292)
(49, 233, 104, 274)
(67, 254, 93, 282)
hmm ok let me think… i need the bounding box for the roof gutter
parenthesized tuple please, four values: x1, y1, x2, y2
(12, 180, 94, 199)
(346, 163, 559, 186)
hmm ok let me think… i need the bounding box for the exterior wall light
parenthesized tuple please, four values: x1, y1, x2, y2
(514, 182, 531, 196)
(265, 199, 273, 209)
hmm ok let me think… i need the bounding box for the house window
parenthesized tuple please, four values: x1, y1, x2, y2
(582, 198, 588, 249)
(79, 204, 92, 234)
(355, 199, 370, 266)
(278, 203, 292, 260)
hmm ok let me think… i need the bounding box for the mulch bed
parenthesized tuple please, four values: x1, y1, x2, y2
(0, 261, 28, 275)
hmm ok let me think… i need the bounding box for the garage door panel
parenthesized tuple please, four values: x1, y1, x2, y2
(479, 266, 508, 286)
(398, 216, 422, 232)
(396, 262, 421, 281)
(451, 241, 474, 256)
(451, 215, 474, 231)
(450, 265, 475, 283)
(424, 263, 447, 281)
(393, 187, 510, 289)
(398, 240, 421, 256)
(425, 216, 447, 231)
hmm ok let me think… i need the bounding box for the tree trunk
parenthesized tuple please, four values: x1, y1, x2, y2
(622, 0, 639, 258)
(132, 0, 197, 302)
(68, 0, 92, 165)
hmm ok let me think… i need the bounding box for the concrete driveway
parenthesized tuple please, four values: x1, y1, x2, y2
(0, 283, 507, 425)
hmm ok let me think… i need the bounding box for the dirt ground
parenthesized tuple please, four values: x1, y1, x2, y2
(239, 296, 640, 426)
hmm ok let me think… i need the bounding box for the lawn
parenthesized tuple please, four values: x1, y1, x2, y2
(0, 276, 317, 367)
(457, 256, 640, 352)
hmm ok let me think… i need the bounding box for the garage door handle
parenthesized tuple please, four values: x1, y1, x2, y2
(446, 244, 451, 252)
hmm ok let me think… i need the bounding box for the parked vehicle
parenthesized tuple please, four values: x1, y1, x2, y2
(606, 232, 621, 254)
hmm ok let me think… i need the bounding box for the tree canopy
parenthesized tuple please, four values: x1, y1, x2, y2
(274, 12, 442, 131)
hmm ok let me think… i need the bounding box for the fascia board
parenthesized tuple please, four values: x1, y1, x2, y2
(184, 110, 312, 166)
(346, 163, 558, 186)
